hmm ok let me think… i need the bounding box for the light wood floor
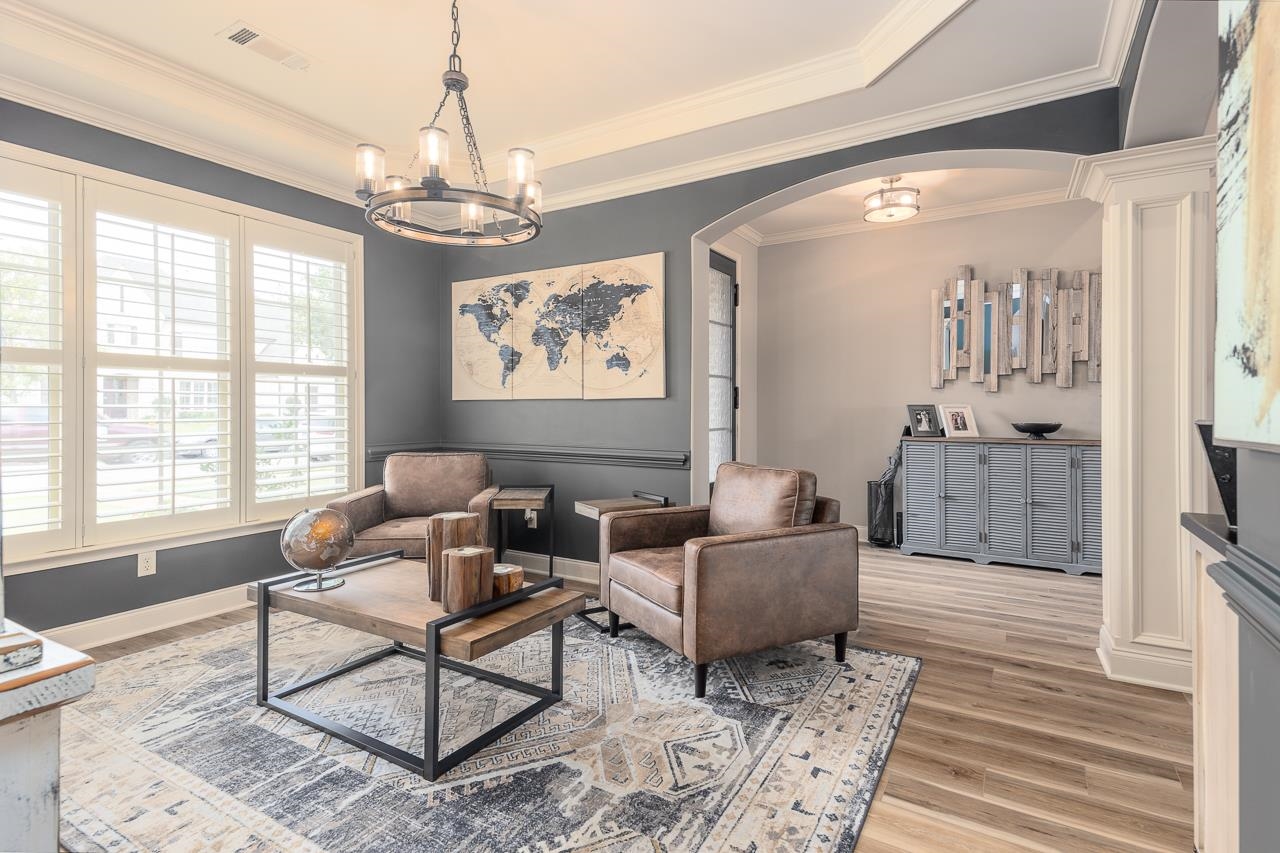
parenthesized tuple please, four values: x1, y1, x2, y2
(84, 550, 1192, 851)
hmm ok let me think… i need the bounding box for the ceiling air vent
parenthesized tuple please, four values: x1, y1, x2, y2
(216, 21, 310, 71)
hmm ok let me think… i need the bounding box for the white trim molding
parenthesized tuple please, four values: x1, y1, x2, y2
(42, 583, 249, 651)
(1069, 135, 1215, 693)
(503, 549, 600, 589)
(0, 0, 1144, 216)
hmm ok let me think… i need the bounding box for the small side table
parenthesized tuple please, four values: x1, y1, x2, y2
(491, 486, 555, 579)
(574, 491, 669, 633)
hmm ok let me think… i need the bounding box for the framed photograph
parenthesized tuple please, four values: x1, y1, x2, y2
(906, 404, 943, 437)
(939, 404, 980, 438)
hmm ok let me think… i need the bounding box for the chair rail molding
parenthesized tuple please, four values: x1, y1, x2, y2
(1068, 135, 1215, 691)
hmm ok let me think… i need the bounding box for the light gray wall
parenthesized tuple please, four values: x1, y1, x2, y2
(0, 97, 442, 630)
(439, 90, 1120, 561)
(757, 200, 1103, 527)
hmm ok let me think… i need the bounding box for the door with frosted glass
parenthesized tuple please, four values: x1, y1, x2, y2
(708, 251, 737, 489)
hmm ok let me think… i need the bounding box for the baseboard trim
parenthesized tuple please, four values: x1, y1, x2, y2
(44, 585, 250, 652)
(504, 549, 600, 589)
(1097, 624, 1192, 693)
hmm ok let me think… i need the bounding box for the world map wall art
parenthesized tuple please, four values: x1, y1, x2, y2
(452, 252, 665, 400)
(1217, 0, 1280, 451)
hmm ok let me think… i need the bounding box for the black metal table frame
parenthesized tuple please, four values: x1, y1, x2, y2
(492, 484, 555, 581)
(255, 551, 565, 781)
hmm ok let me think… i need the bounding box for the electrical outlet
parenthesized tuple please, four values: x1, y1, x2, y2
(138, 551, 157, 577)
(524, 509, 538, 529)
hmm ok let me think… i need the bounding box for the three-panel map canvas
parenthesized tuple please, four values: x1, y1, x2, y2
(452, 252, 665, 400)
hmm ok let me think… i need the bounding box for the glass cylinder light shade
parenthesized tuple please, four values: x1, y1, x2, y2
(460, 201, 483, 236)
(384, 175, 410, 222)
(355, 144, 385, 196)
(418, 127, 450, 185)
(525, 180, 543, 216)
(507, 148, 536, 199)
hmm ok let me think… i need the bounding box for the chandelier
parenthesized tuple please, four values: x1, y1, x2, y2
(863, 176, 921, 223)
(353, 0, 541, 246)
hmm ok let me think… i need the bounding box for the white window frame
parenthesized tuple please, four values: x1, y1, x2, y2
(0, 142, 365, 573)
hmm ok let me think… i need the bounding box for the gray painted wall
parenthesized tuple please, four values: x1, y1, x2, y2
(0, 97, 442, 630)
(440, 90, 1120, 561)
(757, 200, 1103, 527)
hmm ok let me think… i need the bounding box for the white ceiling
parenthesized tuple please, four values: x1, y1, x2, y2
(0, 0, 1142, 212)
(745, 167, 1069, 244)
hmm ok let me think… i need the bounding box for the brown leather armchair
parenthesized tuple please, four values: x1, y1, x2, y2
(327, 452, 498, 560)
(600, 462, 858, 697)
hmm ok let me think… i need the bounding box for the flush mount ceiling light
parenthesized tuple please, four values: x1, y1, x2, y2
(353, 0, 541, 246)
(863, 175, 921, 223)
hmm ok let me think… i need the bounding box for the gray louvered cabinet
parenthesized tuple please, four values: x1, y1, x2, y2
(899, 437, 1101, 576)
(902, 441, 941, 549)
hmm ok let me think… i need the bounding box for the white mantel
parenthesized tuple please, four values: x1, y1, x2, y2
(1067, 136, 1216, 691)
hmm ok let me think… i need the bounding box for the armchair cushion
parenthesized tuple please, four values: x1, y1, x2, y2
(348, 517, 430, 559)
(708, 463, 818, 536)
(383, 452, 488, 520)
(609, 547, 685, 614)
(599, 505, 709, 609)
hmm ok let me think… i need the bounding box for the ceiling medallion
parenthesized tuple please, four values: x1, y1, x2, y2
(353, 0, 541, 246)
(863, 175, 921, 223)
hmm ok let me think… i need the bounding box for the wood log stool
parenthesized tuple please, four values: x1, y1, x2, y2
(492, 563, 524, 597)
(426, 511, 481, 601)
(442, 546, 495, 613)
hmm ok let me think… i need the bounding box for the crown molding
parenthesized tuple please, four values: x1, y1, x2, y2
(1066, 134, 1215, 203)
(0, 0, 1143, 217)
(489, 0, 972, 173)
(730, 224, 764, 247)
(753, 188, 1069, 245)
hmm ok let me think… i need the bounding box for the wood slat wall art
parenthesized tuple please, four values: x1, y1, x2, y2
(969, 280, 987, 384)
(930, 265, 1100, 390)
(956, 265, 974, 369)
(1088, 273, 1102, 382)
(930, 286, 945, 389)
(1040, 268, 1060, 372)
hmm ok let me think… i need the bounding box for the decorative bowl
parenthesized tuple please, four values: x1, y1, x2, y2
(280, 508, 355, 592)
(1011, 422, 1063, 441)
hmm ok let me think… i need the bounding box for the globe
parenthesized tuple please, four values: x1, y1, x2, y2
(280, 508, 355, 592)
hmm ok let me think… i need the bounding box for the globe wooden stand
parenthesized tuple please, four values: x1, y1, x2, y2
(493, 563, 524, 597)
(426, 511, 481, 601)
(441, 546, 494, 613)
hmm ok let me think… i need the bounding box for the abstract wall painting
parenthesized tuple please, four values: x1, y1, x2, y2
(1216, 0, 1280, 451)
(452, 252, 665, 400)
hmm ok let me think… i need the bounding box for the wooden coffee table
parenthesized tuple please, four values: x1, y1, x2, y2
(247, 551, 584, 780)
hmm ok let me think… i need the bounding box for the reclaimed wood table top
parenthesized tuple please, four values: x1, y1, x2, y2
(490, 486, 552, 510)
(574, 496, 665, 519)
(246, 559, 583, 662)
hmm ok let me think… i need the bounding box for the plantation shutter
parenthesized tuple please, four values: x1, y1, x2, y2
(245, 219, 356, 516)
(0, 157, 77, 555)
(83, 179, 238, 542)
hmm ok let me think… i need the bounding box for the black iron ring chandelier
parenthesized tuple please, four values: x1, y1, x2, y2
(353, 0, 541, 246)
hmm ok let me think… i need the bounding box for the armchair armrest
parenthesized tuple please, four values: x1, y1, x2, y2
(327, 485, 386, 534)
(468, 485, 501, 547)
(682, 523, 859, 664)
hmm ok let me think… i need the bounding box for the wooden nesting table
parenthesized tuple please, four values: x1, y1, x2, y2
(248, 552, 584, 780)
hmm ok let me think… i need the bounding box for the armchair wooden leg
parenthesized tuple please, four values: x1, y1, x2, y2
(834, 632, 848, 663)
(608, 612, 620, 638)
(694, 662, 708, 698)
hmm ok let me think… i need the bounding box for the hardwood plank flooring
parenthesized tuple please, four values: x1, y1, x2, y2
(83, 547, 1192, 851)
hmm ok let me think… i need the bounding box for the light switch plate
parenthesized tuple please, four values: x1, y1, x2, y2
(138, 551, 157, 577)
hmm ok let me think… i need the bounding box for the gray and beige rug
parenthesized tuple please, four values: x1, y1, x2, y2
(60, 607, 919, 852)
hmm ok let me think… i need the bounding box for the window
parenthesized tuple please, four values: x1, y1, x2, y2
(0, 150, 362, 562)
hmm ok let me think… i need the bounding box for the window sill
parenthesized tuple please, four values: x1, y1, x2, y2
(3, 520, 289, 576)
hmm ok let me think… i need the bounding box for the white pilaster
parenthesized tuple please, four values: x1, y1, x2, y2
(1068, 136, 1216, 692)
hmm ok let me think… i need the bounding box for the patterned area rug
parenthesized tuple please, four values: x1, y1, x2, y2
(61, 607, 919, 852)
